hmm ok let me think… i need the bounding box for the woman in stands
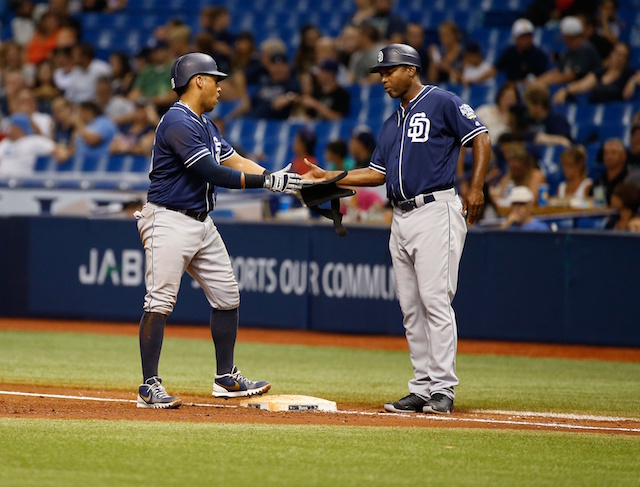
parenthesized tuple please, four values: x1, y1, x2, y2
(552, 42, 635, 104)
(556, 145, 593, 201)
(493, 144, 547, 207)
(427, 20, 464, 84)
(476, 82, 520, 142)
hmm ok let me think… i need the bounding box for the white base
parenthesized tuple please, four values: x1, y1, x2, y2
(240, 394, 337, 412)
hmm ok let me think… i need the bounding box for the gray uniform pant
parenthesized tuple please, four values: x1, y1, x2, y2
(389, 188, 467, 400)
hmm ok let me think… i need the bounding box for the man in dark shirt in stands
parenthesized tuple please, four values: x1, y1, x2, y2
(293, 60, 350, 121)
(536, 16, 601, 87)
(520, 82, 572, 147)
(592, 138, 630, 204)
(475, 18, 548, 84)
(249, 53, 300, 119)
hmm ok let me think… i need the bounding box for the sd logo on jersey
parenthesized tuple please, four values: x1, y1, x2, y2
(407, 112, 431, 143)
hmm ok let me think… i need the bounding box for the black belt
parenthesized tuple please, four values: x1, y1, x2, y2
(167, 207, 209, 222)
(393, 193, 436, 212)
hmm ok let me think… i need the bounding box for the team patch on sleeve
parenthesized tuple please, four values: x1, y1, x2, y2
(458, 104, 477, 119)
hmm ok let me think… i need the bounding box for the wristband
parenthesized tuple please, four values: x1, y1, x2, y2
(244, 173, 267, 189)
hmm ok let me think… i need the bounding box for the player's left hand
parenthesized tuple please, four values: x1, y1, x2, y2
(463, 186, 485, 225)
(265, 163, 307, 195)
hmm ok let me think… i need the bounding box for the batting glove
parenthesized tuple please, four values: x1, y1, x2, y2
(264, 163, 306, 195)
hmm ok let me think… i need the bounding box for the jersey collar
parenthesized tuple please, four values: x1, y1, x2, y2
(177, 100, 202, 120)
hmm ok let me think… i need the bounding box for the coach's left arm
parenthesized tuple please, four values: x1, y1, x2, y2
(464, 131, 491, 225)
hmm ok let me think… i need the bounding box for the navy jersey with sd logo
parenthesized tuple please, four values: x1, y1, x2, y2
(369, 85, 488, 202)
(147, 101, 234, 212)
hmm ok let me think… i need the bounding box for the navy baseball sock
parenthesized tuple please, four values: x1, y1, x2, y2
(139, 312, 166, 381)
(210, 307, 238, 375)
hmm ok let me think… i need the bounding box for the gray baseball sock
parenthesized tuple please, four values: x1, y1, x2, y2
(210, 307, 238, 375)
(139, 311, 166, 381)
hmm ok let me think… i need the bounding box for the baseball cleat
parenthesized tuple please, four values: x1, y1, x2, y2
(384, 393, 427, 413)
(422, 393, 454, 415)
(213, 366, 271, 398)
(136, 376, 182, 409)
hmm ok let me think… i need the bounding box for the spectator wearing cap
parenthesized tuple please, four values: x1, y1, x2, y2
(291, 60, 351, 121)
(291, 127, 318, 175)
(0, 113, 63, 178)
(500, 186, 549, 230)
(552, 41, 634, 105)
(249, 53, 300, 120)
(349, 126, 377, 169)
(56, 101, 118, 165)
(460, 41, 492, 86)
(475, 18, 549, 84)
(128, 40, 176, 115)
(536, 16, 601, 88)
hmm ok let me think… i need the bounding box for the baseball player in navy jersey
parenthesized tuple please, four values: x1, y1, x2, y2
(304, 44, 490, 414)
(135, 53, 310, 409)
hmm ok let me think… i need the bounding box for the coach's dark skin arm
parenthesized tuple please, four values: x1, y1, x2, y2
(464, 132, 491, 225)
(302, 160, 386, 187)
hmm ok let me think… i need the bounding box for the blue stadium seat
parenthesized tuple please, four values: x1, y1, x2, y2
(573, 123, 600, 144)
(130, 156, 150, 173)
(34, 156, 55, 173)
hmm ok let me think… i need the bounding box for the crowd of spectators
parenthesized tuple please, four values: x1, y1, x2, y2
(1, 0, 640, 230)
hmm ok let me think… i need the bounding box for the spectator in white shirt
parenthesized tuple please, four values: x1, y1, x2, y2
(13, 87, 54, 139)
(0, 113, 63, 178)
(54, 42, 111, 103)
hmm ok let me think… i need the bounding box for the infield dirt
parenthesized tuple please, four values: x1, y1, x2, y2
(1, 319, 639, 435)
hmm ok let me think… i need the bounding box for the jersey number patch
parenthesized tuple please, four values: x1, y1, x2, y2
(407, 112, 431, 143)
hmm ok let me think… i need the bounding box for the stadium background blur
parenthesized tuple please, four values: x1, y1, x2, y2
(1, 0, 640, 225)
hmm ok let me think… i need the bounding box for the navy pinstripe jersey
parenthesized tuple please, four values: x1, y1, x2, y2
(147, 101, 235, 212)
(369, 85, 488, 202)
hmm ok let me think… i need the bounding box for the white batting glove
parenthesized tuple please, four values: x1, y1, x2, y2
(264, 163, 304, 195)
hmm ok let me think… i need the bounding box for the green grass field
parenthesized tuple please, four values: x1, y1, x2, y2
(0, 328, 639, 486)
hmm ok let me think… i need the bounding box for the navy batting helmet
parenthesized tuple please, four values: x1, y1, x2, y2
(369, 44, 421, 73)
(170, 52, 228, 92)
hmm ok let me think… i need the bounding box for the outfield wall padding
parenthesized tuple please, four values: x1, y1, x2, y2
(0, 216, 638, 347)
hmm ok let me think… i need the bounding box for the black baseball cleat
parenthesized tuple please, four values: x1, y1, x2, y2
(384, 393, 428, 413)
(423, 393, 454, 414)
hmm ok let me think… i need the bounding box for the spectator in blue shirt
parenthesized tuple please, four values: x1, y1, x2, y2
(500, 186, 549, 230)
(57, 101, 118, 164)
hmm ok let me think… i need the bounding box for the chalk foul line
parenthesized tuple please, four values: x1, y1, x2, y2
(1, 390, 639, 433)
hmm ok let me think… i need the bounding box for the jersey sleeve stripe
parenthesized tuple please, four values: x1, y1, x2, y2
(219, 148, 235, 161)
(184, 148, 211, 168)
(460, 126, 489, 146)
(369, 162, 386, 174)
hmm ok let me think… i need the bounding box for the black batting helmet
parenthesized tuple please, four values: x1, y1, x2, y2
(369, 44, 421, 73)
(170, 52, 228, 92)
